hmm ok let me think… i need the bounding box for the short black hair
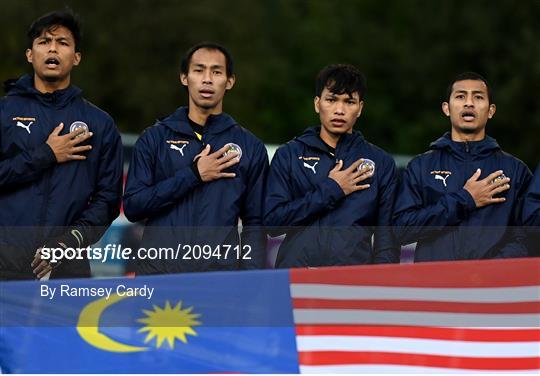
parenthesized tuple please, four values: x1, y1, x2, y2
(446, 72, 493, 103)
(315, 64, 367, 100)
(180, 42, 234, 77)
(27, 10, 82, 52)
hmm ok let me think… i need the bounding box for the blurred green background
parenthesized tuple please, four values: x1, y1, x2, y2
(2, 0, 539, 168)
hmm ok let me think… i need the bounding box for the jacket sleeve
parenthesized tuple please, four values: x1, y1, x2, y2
(522, 164, 540, 226)
(239, 140, 269, 269)
(372, 155, 400, 263)
(48, 119, 124, 249)
(496, 163, 533, 258)
(123, 130, 201, 222)
(393, 159, 477, 244)
(264, 146, 345, 228)
(0, 102, 56, 187)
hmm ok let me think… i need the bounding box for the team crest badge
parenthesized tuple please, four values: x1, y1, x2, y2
(358, 158, 376, 174)
(223, 143, 242, 161)
(70, 121, 89, 137)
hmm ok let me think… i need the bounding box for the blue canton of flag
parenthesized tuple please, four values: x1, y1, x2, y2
(0, 269, 299, 373)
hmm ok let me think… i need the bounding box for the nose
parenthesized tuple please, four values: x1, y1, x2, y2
(48, 41, 58, 53)
(334, 102, 345, 115)
(202, 69, 212, 84)
(464, 93, 474, 107)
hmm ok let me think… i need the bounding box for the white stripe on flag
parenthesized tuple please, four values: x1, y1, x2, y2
(296, 335, 540, 357)
(291, 284, 540, 303)
(293, 308, 540, 326)
(299, 364, 539, 374)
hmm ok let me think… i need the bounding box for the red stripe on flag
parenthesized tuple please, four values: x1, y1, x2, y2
(298, 351, 540, 370)
(295, 325, 540, 342)
(290, 258, 540, 287)
(293, 298, 540, 314)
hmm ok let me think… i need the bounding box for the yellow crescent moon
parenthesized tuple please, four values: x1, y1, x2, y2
(77, 293, 148, 352)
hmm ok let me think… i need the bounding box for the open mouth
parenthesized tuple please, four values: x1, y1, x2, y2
(45, 58, 60, 68)
(461, 111, 476, 121)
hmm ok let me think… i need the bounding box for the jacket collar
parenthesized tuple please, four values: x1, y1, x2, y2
(159, 107, 237, 137)
(430, 132, 500, 160)
(6, 74, 82, 110)
(295, 126, 365, 154)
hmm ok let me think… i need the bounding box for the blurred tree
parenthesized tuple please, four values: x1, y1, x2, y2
(1, 0, 538, 168)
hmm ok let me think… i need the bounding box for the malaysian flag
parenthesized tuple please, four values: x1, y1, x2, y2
(291, 258, 540, 373)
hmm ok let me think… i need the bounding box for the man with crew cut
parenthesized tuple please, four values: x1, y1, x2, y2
(393, 72, 532, 261)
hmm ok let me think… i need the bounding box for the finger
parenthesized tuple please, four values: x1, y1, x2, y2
(212, 144, 232, 158)
(37, 265, 52, 279)
(330, 160, 343, 172)
(218, 173, 236, 178)
(71, 145, 93, 153)
(33, 260, 49, 275)
(68, 155, 87, 161)
(31, 254, 41, 267)
(489, 197, 506, 204)
(353, 184, 370, 192)
(219, 157, 240, 169)
(70, 131, 93, 144)
(467, 168, 482, 182)
(51, 123, 64, 136)
(218, 150, 239, 163)
(353, 172, 372, 184)
(483, 170, 504, 183)
(346, 158, 365, 173)
(490, 183, 511, 194)
(193, 145, 211, 162)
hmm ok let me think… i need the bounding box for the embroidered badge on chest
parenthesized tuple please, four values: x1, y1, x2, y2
(69, 121, 89, 137)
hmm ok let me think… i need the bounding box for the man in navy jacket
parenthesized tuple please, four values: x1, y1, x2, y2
(0, 11, 123, 279)
(393, 72, 531, 261)
(264, 64, 399, 267)
(523, 164, 540, 226)
(523, 164, 540, 256)
(123, 43, 268, 274)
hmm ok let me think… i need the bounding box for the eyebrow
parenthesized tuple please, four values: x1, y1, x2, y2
(192, 63, 225, 69)
(454, 90, 487, 95)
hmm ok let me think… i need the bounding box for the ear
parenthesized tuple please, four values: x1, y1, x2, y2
(180, 73, 188, 87)
(26, 49, 33, 63)
(73, 52, 81, 67)
(356, 101, 364, 118)
(314, 96, 320, 114)
(225, 74, 236, 90)
(442, 102, 450, 117)
(488, 104, 496, 119)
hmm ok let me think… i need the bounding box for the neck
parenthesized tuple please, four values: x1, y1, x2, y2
(319, 127, 341, 148)
(451, 128, 485, 142)
(187, 100, 223, 126)
(33, 74, 70, 93)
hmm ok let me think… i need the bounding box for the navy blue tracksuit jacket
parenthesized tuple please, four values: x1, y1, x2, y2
(393, 132, 532, 261)
(264, 127, 399, 267)
(523, 164, 540, 226)
(0, 75, 123, 279)
(123, 107, 268, 274)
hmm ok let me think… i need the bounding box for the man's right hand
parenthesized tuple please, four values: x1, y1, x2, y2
(195, 144, 240, 182)
(328, 159, 372, 195)
(464, 169, 511, 208)
(46, 123, 93, 163)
